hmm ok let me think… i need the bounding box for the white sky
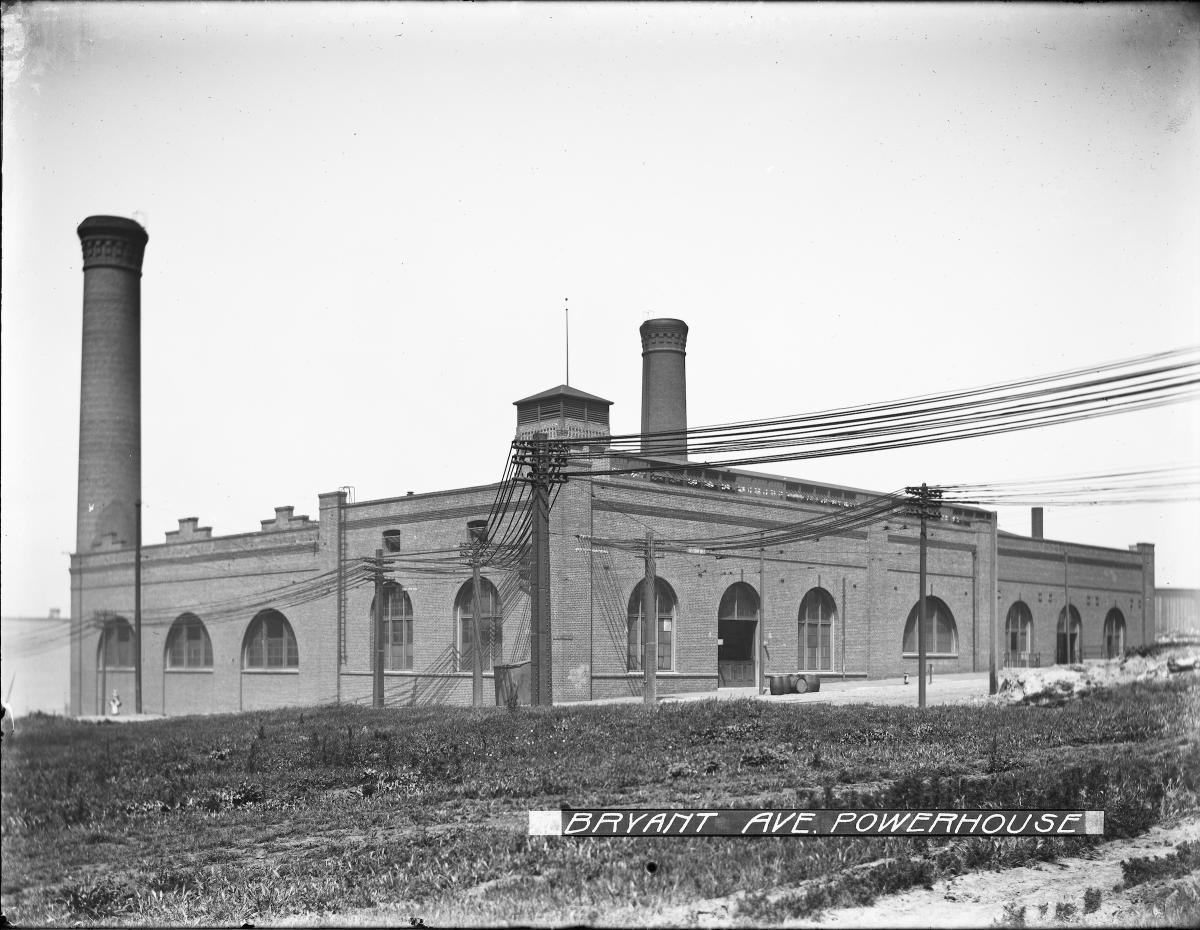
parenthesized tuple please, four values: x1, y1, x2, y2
(2, 2, 1198, 617)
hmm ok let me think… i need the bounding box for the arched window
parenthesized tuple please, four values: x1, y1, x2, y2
(718, 582, 759, 687)
(1004, 602, 1033, 666)
(455, 578, 502, 673)
(798, 588, 837, 671)
(1056, 605, 1082, 664)
(627, 577, 677, 672)
(369, 583, 414, 671)
(243, 609, 299, 669)
(1104, 608, 1126, 659)
(902, 597, 958, 656)
(99, 615, 135, 669)
(719, 583, 760, 622)
(165, 613, 213, 669)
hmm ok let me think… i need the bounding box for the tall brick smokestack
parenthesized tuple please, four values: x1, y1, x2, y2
(639, 318, 688, 459)
(76, 216, 148, 552)
(1031, 507, 1044, 540)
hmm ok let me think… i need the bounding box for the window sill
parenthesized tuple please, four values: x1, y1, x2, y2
(902, 653, 959, 660)
(241, 667, 300, 674)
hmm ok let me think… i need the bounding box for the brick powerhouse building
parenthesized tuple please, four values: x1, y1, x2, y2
(69, 218, 1155, 715)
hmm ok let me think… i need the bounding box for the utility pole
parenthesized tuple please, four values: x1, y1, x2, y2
(462, 519, 493, 708)
(643, 531, 657, 705)
(471, 560, 486, 706)
(134, 498, 142, 715)
(530, 447, 552, 707)
(919, 508, 928, 709)
(971, 548, 977, 674)
(514, 435, 568, 706)
(336, 488, 348, 704)
(989, 515, 999, 695)
(758, 534, 766, 695)
(906, 483, 942, 709)
(466, 521, 488, 709)
(841, 576, 847, 679)
(1064, 551, 1073, 662)
(372, 548, 385, 709)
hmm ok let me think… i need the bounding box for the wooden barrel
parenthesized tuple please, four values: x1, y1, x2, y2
(769, 675, 790, 695)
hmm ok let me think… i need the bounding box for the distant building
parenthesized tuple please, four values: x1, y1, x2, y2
(1, 610, 71, 716)
(1156, 588, 1200, 640)
(67, 216, 1158, 715)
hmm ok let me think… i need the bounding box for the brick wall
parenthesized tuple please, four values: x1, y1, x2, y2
(335, 483, 518, 708)
(71, 513, 328, 715)
(162, 670, 215, 716)
(67, 474, 1156, 715)
(579, 476, 994, 687)
(998, 534, 1152, 664)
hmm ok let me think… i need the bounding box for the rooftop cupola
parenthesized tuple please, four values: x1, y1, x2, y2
(513, 384, 612, 441)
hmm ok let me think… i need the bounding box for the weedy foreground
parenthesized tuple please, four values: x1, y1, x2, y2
(2, 677, 1197, 927)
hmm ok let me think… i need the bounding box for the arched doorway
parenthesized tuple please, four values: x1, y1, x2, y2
(1104, 608, 1126, 659)
(1056, 605, 1082, 664)
(1004, 601, 1034, 667)
(717, 582, 759, 687)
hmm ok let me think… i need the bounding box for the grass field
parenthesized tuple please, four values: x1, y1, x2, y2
(2, 677, 1198, 927)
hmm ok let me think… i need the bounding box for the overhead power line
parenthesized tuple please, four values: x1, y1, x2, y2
(549, 345, 1199, 476)
(940, 462, 1200, 507)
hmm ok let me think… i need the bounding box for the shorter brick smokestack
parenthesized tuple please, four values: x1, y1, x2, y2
(639, 318, 688, 459)
(1032, 507, 1044, 539)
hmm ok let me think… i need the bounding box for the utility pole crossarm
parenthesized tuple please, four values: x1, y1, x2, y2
(903, 484, 944, 521)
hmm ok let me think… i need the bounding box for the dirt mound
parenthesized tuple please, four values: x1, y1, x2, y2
(998, 644, 1200, 707)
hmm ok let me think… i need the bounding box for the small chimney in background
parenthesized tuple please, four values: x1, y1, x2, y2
(1032, 507, 1044, 539)
(639, 318, 689, 460)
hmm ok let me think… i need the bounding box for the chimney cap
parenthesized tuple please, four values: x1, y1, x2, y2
(639, 318, 689, 337)
(77, 215, 149, 245)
